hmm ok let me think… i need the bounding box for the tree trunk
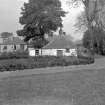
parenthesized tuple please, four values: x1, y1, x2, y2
(85, 0, 97, 53)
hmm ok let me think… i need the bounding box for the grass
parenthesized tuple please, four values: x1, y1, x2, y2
(0, 69, 105, 105)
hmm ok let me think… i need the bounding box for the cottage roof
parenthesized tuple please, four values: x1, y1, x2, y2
(75, 40, 83, 46)
(43, 35, 75, 49)
(0, 37, 26, 45)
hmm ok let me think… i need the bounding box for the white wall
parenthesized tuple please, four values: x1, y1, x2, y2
(28, 48, 77, 57)
(28, 48, 42, 56)
(28, 48, 35, 56)
(64, 49, 77, 56)
(42, 49, 57, 56)
(42, 48, 77, 56)
(0, 44, 28, 53)
(0, 45, 14, 52)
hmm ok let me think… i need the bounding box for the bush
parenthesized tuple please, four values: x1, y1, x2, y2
(0, 51, 29, 59)
(0, 56, 94, 72)
(77, 47, 94, 59)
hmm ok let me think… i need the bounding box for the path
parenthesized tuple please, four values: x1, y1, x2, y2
(0, 57, 105, 79)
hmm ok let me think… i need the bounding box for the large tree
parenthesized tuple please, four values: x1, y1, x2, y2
(74, 11, 87, 32)
(17, 0, 66, 44)
(74, 0, 105, 31)
(70, 0, 105, 51)
(83, 27, 105, 55)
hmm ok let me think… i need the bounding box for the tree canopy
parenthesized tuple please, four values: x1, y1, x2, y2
(17, 0, 66, 42)
(74, 11, 87, 32)
(71, 0, 105, 30)
(69, 0, 105, 52)
(83, 27, 105, 55)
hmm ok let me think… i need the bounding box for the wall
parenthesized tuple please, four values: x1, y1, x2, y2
(42, 48, 77, 56)
(0, 44, 27, 53)
(28, 48, 77, 57)
(0, 45, 14, 52)
(28, 48, 42, 56)
(28, 48, 35, 56)
(42, 49, 57, 56)
(64, 49, 77, 56)
(24, 45, 28, 50)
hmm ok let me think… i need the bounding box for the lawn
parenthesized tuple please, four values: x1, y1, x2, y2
(0, 69, 105, 105)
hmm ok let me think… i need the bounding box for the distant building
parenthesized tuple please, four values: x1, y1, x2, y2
(0, 37, 27, 53)
(29, 34, 77, 57)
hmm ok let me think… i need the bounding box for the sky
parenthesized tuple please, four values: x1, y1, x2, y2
(0, 0, 84, 40)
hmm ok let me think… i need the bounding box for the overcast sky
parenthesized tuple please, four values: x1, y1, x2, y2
(0, 0, 84, 40)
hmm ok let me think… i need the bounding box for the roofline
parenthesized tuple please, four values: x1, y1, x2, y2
(43, 37, 58, 49)
(42, 48, 76, 49)
(43, 36, 76, 49)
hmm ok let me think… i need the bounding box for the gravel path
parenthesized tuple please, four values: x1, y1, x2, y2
(0, 57, 105, 79)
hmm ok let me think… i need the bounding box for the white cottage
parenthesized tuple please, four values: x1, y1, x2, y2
(29, 35, 77, 57)
(42, 35, 77, 56)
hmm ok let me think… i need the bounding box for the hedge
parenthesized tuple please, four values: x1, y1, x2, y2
(0, 56, 94, 72)
(0, 51, 29, 59)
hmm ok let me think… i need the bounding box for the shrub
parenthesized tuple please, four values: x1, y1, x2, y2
(0, 51, 29, 59)
(0, 56, 94, 72)
(77, 47, 94, 60)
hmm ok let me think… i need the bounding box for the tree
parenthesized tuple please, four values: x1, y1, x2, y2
(0, 32, 13, 38)
(17, 0, 66, 45)
(83, 27, 105, 55)
(74, 11, 88, 32)
(30, 37, 48, 48)
(83, 30, 91, 49)
(74, 0, 105, 31)
(69, 0, 105, 51)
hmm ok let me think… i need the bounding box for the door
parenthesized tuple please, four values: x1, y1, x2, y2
(57, 50, 63, 56)
(35, 49, 39, 56)
(20, 44, 24, 50)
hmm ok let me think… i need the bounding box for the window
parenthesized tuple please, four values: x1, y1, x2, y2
(20, 44, 24, 50)
(3, 46, 7, 50)
(57, 50, 63, 56)
(35, 50, 39, 56)
(66, 48, 70, 53)
(14, 45, 16, 50)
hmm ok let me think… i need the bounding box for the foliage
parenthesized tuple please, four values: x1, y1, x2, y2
(0, 51, 29, 59)
(17, 0, 66, 42)
(29, 37, 49, 48)
(71, 0, 105, 30)
(0, 32, 13, 38)
(83, 30, 92, 49)
(0, 56, 94, 71)
(70, 0, 105, 51)
(74, 11, 88, 32)
(83, 27, 105, 55)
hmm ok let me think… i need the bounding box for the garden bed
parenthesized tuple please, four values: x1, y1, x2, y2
(0, 56, 94, 72)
